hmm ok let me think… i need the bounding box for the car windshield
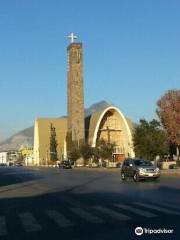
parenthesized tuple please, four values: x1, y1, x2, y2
(134, 160, 153, 166)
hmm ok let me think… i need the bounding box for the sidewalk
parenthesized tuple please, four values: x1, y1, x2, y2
(160, 169, 180, 176)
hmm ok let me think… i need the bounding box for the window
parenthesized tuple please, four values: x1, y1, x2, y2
(134, 159, 153, 166)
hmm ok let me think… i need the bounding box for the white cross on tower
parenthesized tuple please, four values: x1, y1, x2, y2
(68, 32, 77, 43)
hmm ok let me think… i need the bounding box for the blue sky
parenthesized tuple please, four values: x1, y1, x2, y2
(0, 0, 179, 141)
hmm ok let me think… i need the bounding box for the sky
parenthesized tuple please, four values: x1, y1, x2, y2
(0, 0, 180, 141)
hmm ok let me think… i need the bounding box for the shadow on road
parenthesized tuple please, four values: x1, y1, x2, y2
(0, 180, 179, 240)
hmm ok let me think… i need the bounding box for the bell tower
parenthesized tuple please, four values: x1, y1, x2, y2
(67, 33, 85, 143)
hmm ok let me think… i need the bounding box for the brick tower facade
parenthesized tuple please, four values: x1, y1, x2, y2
(67, 40, 85, 143)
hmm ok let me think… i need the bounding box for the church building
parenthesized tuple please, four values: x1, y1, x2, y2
(33, 34, 135, 165)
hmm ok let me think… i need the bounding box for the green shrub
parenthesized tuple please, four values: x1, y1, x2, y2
(169, 164, 178, 169)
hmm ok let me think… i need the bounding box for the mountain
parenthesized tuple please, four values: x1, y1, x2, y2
(85, 100, 111, 117)
(0, 127, 34, 151)
(0, 101, 111, 151)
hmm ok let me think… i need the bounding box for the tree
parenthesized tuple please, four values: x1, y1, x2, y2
(68, 144, 81, 162)
(80, 143, 93, 164)
(133, 119, 169, 160)
(99, 139, 116, 160)
(157, 90, 180, 158)
(93, 139, 116, 162)
(91, 147, 101, 163)
(49, 123, 58, 162)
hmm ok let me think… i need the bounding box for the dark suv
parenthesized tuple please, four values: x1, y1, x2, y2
(121, 158, 160, 182)
(58, 161, 72, 169)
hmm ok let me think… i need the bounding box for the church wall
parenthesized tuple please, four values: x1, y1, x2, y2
(33, 120, 40, 165)
(33, 118, 67, 165)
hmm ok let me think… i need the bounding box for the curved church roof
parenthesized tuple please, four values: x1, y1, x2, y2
(86, 105, 134, 148)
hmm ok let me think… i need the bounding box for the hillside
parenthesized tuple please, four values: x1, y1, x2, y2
(0, 127, 34, 151)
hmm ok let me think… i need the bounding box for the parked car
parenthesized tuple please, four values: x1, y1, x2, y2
(15, 163, 23, 166)
(0, 163, 7, 167)
(121, 158, 160, 182)
(58, 161, 72, 169)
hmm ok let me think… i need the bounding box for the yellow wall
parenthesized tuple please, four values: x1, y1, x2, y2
(34, 118, 67, 165)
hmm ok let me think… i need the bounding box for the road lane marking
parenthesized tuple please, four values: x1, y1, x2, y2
(114, 203, 158, 218)
(0, 216, 7, 236)
(70, 208, 104, 224)
(45, 210, 74, 227)
(134, 202, 180, 215)
(93, 206, 131, 221)
(19, 212, 42, 232)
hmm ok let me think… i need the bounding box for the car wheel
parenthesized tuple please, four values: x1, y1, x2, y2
(133, 172, 139, 182)
(121, 172, 126, 181)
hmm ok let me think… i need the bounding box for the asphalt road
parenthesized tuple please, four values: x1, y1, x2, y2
(0, 166, 180, 240)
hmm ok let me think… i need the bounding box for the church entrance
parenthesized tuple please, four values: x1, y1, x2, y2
(112, 153, 125, 163)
